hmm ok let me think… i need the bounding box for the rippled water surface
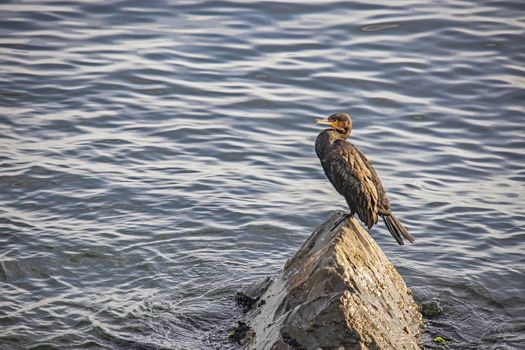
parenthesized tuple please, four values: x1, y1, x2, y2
(1, 0, 524, 349)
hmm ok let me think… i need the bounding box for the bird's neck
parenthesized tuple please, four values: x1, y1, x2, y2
(316, 129, 350, 159)
(327, 129, 349, 142)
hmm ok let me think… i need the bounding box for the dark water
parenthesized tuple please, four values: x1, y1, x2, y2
(1, 0, 524, 349)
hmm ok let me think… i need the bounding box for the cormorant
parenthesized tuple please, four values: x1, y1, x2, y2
(314, 113, 415, 245)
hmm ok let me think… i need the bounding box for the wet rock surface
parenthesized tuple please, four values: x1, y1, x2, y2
(239, 212, 423, 350)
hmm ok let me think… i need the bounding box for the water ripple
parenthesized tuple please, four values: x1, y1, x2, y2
(1, 0, 524, 349)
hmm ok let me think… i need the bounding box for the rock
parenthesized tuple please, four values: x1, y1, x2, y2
(239, 211, 423, 350)
(229, 321, 254, 345)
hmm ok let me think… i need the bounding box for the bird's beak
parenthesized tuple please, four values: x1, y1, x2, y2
(315, 118, 334, 127)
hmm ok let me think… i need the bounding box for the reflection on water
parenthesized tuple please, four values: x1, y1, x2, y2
(1, 0, 524, 349)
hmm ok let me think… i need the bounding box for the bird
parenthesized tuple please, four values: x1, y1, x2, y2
(314, 113, 414, 245)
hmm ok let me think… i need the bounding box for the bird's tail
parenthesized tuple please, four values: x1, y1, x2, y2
(381, 212, 415, 245)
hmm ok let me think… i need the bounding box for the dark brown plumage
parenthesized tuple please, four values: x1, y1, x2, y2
(314, 113, 414, 245)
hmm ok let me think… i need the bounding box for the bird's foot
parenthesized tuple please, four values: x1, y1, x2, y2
(331, 213, 353, 231)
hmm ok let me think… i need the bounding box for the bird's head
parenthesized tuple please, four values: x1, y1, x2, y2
(315, 113, 352, 137)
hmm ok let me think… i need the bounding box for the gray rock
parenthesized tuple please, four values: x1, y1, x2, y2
(240, 212, 423, 350)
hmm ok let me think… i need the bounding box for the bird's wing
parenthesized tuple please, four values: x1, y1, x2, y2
(353, 147, 391, 212)
(324, 140, 379, 228)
